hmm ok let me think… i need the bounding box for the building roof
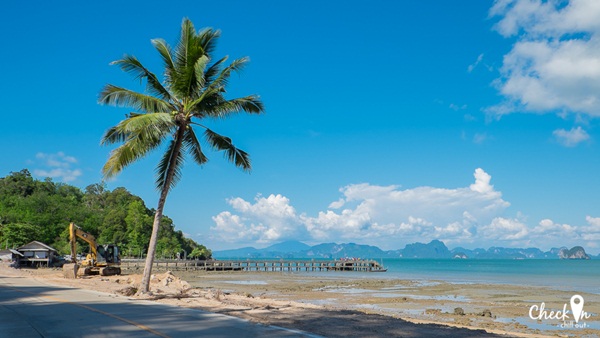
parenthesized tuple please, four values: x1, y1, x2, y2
(9, 249, 24, 257)
(0, 249, 24, 257)
(16, 241, 58, 253)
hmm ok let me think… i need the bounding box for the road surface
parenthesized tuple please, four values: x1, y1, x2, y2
(0, 274, 318, 337)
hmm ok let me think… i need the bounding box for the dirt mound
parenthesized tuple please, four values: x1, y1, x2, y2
(149, 271, 191, 294)
(113, 270, 190, 297)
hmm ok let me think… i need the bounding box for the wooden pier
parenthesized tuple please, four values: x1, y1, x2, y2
(121, 259, 387, 273)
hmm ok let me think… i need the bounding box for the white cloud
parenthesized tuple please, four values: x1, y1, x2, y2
(532, 219, 577, 237)
(212, 169, 512, 249)
(489, 0, 600, 117)
(581, 216, 600, 240)
(553, 126, 590, 146)
(210, 169, 600, 252)
(449, 103, 468, 111)
(469, 168, 494, 194)
(481, 217, 529, 240)
(211, 194, 307, 244)
(473, 133, 489, 144)
(468, 53, 484, 73)
(32, 152, 82, 182)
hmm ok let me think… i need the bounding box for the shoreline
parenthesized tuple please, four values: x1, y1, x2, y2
(2, 264, 596, 337)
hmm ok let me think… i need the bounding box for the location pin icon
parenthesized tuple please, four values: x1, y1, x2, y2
(570, 295, 584, 323)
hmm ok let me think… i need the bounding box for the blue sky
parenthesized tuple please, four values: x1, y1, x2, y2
(2, 0, 600, 253)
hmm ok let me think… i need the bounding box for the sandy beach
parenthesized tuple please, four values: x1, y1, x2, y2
(1, 264, 597, 337)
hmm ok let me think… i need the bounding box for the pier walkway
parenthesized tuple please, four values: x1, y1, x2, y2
(121, 259, 387, 273)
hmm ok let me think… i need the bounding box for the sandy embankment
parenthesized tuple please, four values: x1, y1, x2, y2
(2, 264, 596, 337)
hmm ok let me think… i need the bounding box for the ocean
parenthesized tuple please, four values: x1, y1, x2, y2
(364, 258, 600, 294)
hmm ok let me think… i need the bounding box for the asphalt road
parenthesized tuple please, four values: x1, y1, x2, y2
(0, 274, 318, 338)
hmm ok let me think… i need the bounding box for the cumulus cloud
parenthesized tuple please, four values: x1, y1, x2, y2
(489, 0, 600, 117)
(211, 194, 308, 244)
(481, 217, 529, 240)
(32, 152, 82, 182)
(210, 168, 600, 252)
(553, 126, 590, 146)
(470, 168, 494, 193)
(212, 169, 513, 248)
(582, 216, 600, 241)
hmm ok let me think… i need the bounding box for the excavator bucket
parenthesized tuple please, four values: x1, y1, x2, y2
(62, 263, 79, 279)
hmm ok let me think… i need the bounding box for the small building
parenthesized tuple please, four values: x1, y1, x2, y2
(15, 241, 59, 267)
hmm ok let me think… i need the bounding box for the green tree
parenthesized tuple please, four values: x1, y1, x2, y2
(125, 200, 152, 257)
(189, 245, 211, 260)
(0, 223, 40, 248)
(99, 18, 264, 293)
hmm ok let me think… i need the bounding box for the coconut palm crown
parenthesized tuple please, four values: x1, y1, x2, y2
(99, 18, 264, 293)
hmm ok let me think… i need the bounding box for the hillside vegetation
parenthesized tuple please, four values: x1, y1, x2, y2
(0, 169, 210, 259)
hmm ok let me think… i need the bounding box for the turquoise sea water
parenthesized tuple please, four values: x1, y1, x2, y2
(371, 259, 600, 294)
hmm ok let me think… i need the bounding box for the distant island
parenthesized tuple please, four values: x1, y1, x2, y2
(214, 240, 594, 260)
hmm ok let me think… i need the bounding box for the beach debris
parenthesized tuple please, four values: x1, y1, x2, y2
(453, 307, 465, 316)
(210, 289, 224, 301)
(118, 286, 138, 296)
(478, 309, 493, 317)
(425, 309, 442, 315)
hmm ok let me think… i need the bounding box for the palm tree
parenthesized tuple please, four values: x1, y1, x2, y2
(99, 18, 264, 294)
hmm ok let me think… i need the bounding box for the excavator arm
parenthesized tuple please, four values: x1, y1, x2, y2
(68, 222, 98, 264)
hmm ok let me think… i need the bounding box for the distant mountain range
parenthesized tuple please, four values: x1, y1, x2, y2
(213, 240, 595, 260)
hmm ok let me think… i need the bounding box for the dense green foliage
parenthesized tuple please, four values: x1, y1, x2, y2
(0, 169, 211, 259)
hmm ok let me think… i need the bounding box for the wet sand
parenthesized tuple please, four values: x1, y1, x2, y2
(176, 270, 599, 337)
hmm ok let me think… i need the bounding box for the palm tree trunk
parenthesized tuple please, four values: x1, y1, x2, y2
(138, 187, 168, 293)
(138, 125, 186, 294)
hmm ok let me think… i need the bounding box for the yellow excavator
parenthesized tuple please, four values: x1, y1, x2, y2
(62, 222, 121, 278)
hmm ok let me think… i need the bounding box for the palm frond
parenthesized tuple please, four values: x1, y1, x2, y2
(204, 128, 251, 171)
(99, 85, 174, 113)
(204, 56, 228, 84)
(206, 57, 249, 92)
(151, 38, 175, 85)
(110, 55, 172, 102)
(101, 125, 128, 145)
(182, 128, 208, 166)
(173, 19, 203, 97)
(172, 19, 223, 99)
(102, 133, 164, 179)
(174, 18, 196, 72)
(193, 55, 210, 97)
(201, 95, 265, 119)
(100, 112, 175, 146)
(185, 86, 222, 116)
(156, 139, 186, 191)
(185, 56, 256, 116)
(196, 27, 220, 56)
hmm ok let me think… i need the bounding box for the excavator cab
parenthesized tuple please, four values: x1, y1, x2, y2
(98, 244, 120, 264)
